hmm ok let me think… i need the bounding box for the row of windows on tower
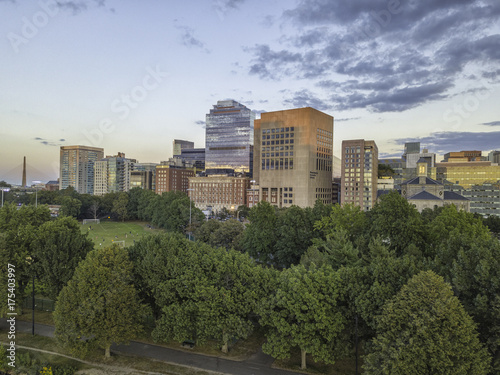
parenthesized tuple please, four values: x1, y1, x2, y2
(262, 139, 295, 146)
(261, 158, 294, 170)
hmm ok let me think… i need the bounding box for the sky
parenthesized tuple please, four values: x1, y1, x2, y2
(1, 0, 499, 185)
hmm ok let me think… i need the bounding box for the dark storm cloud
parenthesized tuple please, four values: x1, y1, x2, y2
(481, 121, 500, 127)
(247, 0, 500, 113)
(394, 131, 500, 154)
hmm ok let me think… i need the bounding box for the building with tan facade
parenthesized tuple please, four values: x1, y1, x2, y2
(253, 107, 334, 208)
(188, 176, 250, 212)
(60, 145, 104, 194)
(341, 139, 378, 211)
(436, 160, 500, 189)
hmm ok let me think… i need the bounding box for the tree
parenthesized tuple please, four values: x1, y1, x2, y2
(447, 237, 500, 370)
(261, 264, 347, 370)
(54, 245, 144, 358)
(32, 217, 94, 300)
(88, 198, 101, 220)
(241, 201, 278, 264)
(377, 164, 395, 178)
(194, 219, 222, 243)
(59, 196, 82, 218)
(0, 204, 51, 315)
(273, 206, 317, 268)
(112, 193, 128, 222)
(367, 190, 425, 255)
(209, 219, 244, 251)
(130, 233, 270, 353)
(315, 203, 367, 244)
(363, 271, 491, 375)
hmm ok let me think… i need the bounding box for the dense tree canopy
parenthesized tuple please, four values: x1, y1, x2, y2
(130, 233, 271, 352)
(261, 264, 347, 370)
(32, 217, 94, 300)
(54, 245, 144, 358)
(364, 271, 491, 375)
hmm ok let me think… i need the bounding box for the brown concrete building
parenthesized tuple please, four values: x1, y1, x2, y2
(188, 176, 250, 212)
(155, 165, 194, 194)
(341, 139, 378, 211)
(253, 107, 334, 208)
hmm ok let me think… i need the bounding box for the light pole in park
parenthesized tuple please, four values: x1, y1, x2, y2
(1, 188, 10, 207)
(33, 180, 42, 207)
(187, 188, 194, 240)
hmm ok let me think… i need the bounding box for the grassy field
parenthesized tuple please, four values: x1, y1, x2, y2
(81, 220, 163, 249)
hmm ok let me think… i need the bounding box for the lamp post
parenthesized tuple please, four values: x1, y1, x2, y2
(187, 188, 194, 240)
(33, 180, 41, 207)
(1, 188, 10, 207)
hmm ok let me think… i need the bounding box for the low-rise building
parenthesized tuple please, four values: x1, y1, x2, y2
(188, 176, 250, 212)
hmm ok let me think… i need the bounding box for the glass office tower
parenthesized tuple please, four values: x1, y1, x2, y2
(205, 100, 254, 176)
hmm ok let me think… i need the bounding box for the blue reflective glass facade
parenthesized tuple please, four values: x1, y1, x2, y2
(205, 100, 254, 175)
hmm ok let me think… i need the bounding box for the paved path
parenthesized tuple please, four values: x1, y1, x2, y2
(1, 319, 304, 375)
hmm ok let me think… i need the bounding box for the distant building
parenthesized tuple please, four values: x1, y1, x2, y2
(401, 159, 469, 212)
(403, 142, 420, 156)
(443, 150, 482, 162)
(93, 152, 135, 196)
(436, 160, 500, 189)
(133, 163, 158, 191)
(488, 150, 500, 164)
(180, 148, 206, 171)
(155, 165, 194, 195)
(188, 176, 250, 212)
(463, 182, 500, 217)
(205, 100, 254, 175)
(254, 107, 334, 208)
(44, 180, 59, 191)
(379, 158, 405, 186)
(341, 139, 378, 211)
(378, 177, 395, 191)
(173, 139, 194, 156)
(60, 145, 104, 194)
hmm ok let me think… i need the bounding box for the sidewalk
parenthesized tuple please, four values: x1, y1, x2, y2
(0, 319, 304, 375)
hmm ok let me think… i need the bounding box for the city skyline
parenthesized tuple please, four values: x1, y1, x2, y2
(1, 0, 500, 185)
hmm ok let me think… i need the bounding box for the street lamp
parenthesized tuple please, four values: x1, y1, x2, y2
(187, 188, 194, 240)
(33, 181, 41, 207)
(1, 188, 10, 207)
(26, 256, 35, 336)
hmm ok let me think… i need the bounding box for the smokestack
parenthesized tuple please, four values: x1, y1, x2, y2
(22, 156, 26, 187)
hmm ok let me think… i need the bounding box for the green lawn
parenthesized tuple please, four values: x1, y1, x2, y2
(81, 220, 163, 249)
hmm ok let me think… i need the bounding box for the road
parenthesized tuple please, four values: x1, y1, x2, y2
(0, 319, 305, 375)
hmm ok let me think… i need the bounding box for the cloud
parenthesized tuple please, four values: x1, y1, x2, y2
(246, 0, 500, 113)
(283, 89, 331, 111)
(394, 131, 500, 154)
(195, 120, 206, 128)
(175, 24, 210, 53)
(335, 117, 361, 122)
(56, 0, 107, 15)
(33, 137, 64, 147)
(213, 0, 245, 20)
(480, 121, 500, 126)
